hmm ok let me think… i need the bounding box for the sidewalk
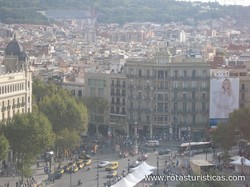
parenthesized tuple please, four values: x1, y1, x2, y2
(0, 161, 54, 187)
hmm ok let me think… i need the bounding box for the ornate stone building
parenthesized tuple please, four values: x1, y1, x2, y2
(0, 37, 32, 122)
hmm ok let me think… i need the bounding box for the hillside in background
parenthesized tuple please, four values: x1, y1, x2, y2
(0, 0, 250, 25)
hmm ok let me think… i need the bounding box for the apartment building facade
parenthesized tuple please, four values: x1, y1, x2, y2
(124, 47, 210, 141)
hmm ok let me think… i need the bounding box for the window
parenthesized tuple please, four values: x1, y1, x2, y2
(165, 70, 168, 78)
(174, 91, 178, 98)
(191, 82, 196, 88)
(202, 93, 206, 100)
(192, 114, 196, 123)
(183, 82, 188, 89)
(173, 82, 178, 88)
(116, 107, 120, 113)
(242, 84, 245, 91)
(116, 98, 120, 104)
(157, 103, 164, 112)
(90, 87, 96, 96)
(138, 91, 142, 98)
(202, 102, 206, 112)
(203, 70, 207, 78)
(201, 82, 206, 89)
(184, 70, 187, 77)
(192, 92, 195, 99)
(158, 70, 164, 79)
(111, 88, 114, 95)
(192, 70, 196, 78)
(139, 69, 142, 77)
(192, 102, 196, 112)
(183, 103, 187, 112)
(174, 103, 178, 111)
(157, 94, 163, 100)
(111, 80, 114, 86)
(122, 90, 126, 96)
(116, 89, 120, 96)
(165, 103, 168, 112)
(78, 90, 82, 97)
(242, 93, 245, 100)
(147, 69, 150, 78)
(183, 93, 187, 100)
(174, 70, 178, 78)
(122, 108, 125, 114)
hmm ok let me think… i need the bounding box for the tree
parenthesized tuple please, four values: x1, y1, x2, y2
(83, 96, 109, 134)
(212, 123, 236, 151)
(55, 129, 81, 159)
(39, 94, 88, 134)
(0, 133, 9, 161)
(33, 78, 88, 135)
(228, 108, 250, 141)
(2, 113, 55, 179)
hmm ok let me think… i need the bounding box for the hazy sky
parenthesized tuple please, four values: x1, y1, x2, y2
(178, 0, 250, 6)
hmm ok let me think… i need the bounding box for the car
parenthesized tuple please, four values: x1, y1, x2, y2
(106, 170, 118, 178)
(98, 161, 110, 168)
(69, 166, 78, 173)
(145, 140, 159, 147)
(48, 171, 62, 180)
(84, 159, 92, 166)
(77, 162, 85, 170)
(129, 161, 140, 168)
(79, 152, 91, 160)
(137, 154, 148, 161)
(63, 162, 76, 172)
(158, 149, 171, 155)
(105, 162, 118, 171)
(56, 168, 64, 174)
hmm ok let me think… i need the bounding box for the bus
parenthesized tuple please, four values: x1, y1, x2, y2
(178, 141, 213, 156)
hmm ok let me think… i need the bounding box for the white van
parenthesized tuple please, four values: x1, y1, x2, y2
(145, 140, 159, 147)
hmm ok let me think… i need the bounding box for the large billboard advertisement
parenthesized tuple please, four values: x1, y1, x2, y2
(209, 77, 239, 126)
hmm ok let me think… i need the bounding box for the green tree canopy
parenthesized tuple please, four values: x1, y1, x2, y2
(212, 123, 236, 151)
(39, 94, 88, 134)
(228, 108, 250, 140)
(2, 113, 55, 178)
(211, 108, 250, 152)
(33, 78, 88, 135)
(55, 128, 81, 157)
(0, 133, 9, 161)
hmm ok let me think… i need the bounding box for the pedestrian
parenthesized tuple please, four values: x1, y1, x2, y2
(7, 182, 9, 187)
(16, 181, 19, 187)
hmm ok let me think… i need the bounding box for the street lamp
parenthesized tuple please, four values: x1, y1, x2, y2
(97, 154, 99, 187)
(241, 157, 245, 175)
(70, 172, 72, 187)
(157, 157, 159, 175)
(134, 122, 138, 155)
(128, 159, 130, 174)
(175, 110, 178, 140)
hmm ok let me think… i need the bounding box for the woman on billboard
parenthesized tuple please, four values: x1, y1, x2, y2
(212, 78, 236, 118)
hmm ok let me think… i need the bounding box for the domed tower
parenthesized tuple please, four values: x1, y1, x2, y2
(3, 36, 29, 72)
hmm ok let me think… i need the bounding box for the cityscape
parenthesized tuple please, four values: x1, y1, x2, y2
(0, 0, 250, 187)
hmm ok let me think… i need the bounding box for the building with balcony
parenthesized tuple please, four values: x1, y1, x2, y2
(124, 46, 210, 141)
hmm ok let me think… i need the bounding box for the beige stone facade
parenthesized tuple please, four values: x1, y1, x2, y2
(124, 49, 210, 140)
